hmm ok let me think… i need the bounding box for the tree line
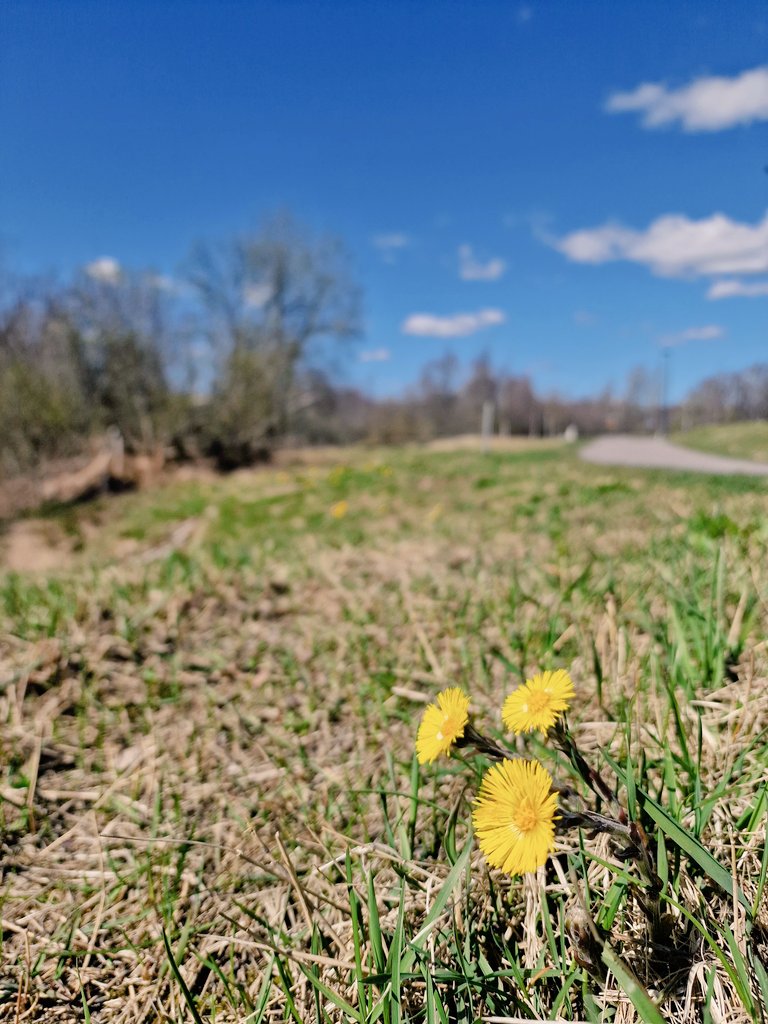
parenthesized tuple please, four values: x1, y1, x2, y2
(0, 214, 361, 479)
(1, 213, 765, 483)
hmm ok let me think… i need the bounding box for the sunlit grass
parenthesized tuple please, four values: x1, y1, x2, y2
(2, 441, 768, 1020)
(677, 420, 768, 463)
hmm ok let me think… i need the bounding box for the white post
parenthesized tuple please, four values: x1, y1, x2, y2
(481, 400, 495, 452)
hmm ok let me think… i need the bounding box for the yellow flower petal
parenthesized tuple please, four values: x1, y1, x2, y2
(502, 669, 574, 734)
(416, 688, 470, 765)
(473, 759, 558, 875)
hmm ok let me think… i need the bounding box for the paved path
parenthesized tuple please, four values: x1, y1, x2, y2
(580, 435, 768, 477)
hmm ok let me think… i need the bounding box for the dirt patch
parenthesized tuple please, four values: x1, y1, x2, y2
(425, 434, 565, 452)
(1, 518, 74, 573)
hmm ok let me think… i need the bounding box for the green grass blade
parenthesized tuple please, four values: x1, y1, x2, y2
(601, 945, 668, 1024)
(274, 957, 303, 1023)
(161, 926, 206, 1024)
(388, 881, 407, 1024)
(642, 791, 750, 912)
(606, 755, 751, 913)
(659, 890, 752, 1007)
(298, 963, 363, 1022)
(76, 968, 92, 1024)
(367, 868, 387, 974)
(405, 833, 472, 959)
(247, 956, 276, 1024)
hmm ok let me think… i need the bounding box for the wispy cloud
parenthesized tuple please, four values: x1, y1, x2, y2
(147, 273, 176, 292)
(606, 66, 768, 131)
(243, 282, 272, 308)
(359, 347, 391, 362)
(372, 233, 410, 263)
(572, 309, 597, 327)
(85, 256, 122, 284)
(707, 278, 768, 299)
(402, 308, 505, 338)
(458, 244, 506, 281)
(660, 324, 725, 347)
(554, 211, 768, 277)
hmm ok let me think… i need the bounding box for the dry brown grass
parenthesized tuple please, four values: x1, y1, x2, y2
(1, 444, 768, 1021)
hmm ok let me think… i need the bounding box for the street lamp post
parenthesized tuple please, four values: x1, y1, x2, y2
(660, 346, 671, 435)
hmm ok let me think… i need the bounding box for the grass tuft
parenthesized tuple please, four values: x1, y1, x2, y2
(1, 442, 768, 1020)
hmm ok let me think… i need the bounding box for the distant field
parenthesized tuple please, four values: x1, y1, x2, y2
(2, 442, 768, 1022)
(676, 420, 768, 463)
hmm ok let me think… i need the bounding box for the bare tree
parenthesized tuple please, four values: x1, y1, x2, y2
(186, 213, 361, 465)
(418, 353, 459, 437)
(458, 355, 498, 429)
(619, 366, 658, 432)
(67, 269, 179, 453)
(497, 374, 538, 435)
(0, 293, 93, 475)
(683, 365, 768, 427)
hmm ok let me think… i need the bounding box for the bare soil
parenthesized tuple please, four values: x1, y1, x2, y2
(1, 519, 74, 573)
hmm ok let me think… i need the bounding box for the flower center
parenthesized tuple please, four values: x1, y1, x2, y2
(526, 690, 552, 714)
(440, 713, 460, 740)
(513, 797, 540, 833)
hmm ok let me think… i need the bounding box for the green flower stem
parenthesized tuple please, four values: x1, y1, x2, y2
(456, 723, 576, 797)
(550, 718, 661, 894)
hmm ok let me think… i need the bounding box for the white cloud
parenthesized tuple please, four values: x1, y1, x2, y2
(554, 211, 768, 277)
(458, 244, 506, 281)
(661, 324, 725, 347)
(402, 308, 505, 338)
(85, 256, 122, 284)
(573, 309, 597, 326)
(372, 233, 410, 262)
(359, 348, 391, 362)
(373, 232, 409, 249)
(707, 278, 768, 299)
(517, 5, 533, 24)
(606, 66, 768, 131)
(146, 273, 176, 292)
(243, 282, 272, 308)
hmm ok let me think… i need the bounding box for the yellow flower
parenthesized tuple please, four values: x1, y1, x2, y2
(416, 688, 470, 764)
(502, 669, 574, 734)
(473, 758, 558, 875)
(330, 499, 348, 519)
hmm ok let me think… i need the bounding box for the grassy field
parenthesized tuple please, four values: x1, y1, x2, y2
(676, 421, 768, 464)
(2, 440, 768, 1022)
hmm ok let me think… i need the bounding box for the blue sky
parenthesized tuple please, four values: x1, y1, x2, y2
(2, 0, 768, 401)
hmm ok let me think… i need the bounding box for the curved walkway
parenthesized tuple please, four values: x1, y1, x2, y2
(580, 435, 768, 477)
